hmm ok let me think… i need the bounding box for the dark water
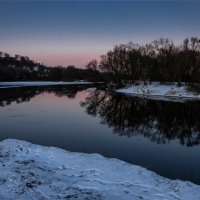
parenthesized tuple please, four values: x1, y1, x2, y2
(0, 85, 200, 184)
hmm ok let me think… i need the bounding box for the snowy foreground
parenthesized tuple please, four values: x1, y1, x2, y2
(0, 139, 199, 200)
(0, 81, 92, 88)
(117, 82, 200, 100)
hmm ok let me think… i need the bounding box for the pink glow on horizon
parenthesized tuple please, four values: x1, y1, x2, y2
(30, 53, 101, 68)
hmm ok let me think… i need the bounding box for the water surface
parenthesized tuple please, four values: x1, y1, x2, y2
(0, 85, 200, 184)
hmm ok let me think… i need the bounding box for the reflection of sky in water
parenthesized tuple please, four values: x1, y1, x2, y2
(0, 87, 200, 184)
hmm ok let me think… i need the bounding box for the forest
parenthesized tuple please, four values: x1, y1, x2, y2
(1, 37, 200, 85)
(97, 37, 200, 85)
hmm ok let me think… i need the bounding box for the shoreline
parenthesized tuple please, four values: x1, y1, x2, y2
(0, 139, 199, 199)
(116, 82, 200, 101)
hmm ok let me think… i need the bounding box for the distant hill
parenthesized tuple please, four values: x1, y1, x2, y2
(0, 51, 101, 82)
(0, 51, 50, 81)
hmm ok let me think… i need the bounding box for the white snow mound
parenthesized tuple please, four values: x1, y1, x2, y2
(117, 82, 200, 100)
(0, 139, 199, 200)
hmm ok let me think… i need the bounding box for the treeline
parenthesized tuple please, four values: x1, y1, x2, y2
(0, 52, 101, 82)
(49, 65, 101, 82)
(96, 37, 200, 85)
(2, 37, 200, 84)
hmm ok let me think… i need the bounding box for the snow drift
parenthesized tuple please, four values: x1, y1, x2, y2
(0, 139, 199, 199)
(117, 82, 200, 100)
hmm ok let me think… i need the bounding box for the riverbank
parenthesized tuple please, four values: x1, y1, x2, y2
(117, 82, 200, 100)
(0, 139, 199, 199)
(0, 81, 92, 88)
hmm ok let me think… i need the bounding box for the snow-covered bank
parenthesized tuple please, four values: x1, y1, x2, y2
(0, 81, 92, 88)
(117, 82, 200, 100)
(0, 139, 199, 200)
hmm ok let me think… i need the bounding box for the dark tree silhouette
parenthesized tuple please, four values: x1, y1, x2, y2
(97, 37, 200, 85)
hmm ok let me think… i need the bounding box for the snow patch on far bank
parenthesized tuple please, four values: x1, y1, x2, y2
(84, 87, 97, 92)
(117, 82, 200, 100)
(0, 139, 199, 200)
(0, 81, 92, 88)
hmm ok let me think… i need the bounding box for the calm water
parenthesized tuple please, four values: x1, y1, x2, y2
(0, 85, 200, 184)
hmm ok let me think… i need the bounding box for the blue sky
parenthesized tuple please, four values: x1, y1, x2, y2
(0, 1, 200, 67)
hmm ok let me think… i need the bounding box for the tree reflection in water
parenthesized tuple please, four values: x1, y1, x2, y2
(0, 86, 82, 107)
(81, 91, 200, 147)
(1, 87, 200, 147)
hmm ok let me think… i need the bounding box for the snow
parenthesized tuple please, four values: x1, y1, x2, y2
(0, 139, 199, 200)
(117, 82, 200, 100)
(0, 81, 92, 88)
(84, 87, 97, 92)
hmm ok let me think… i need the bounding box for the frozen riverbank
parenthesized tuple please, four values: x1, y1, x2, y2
(0, 139, 199, 200)
(0, 81, 92, 88)
(117, 82, 200, 100)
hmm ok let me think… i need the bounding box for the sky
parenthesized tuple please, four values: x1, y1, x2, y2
(0, 1, 200, 67)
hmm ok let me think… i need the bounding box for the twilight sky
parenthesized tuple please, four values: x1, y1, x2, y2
(0, 1, 200, 67)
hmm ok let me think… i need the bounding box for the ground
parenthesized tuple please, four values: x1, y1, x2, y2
(117, 82, 200, 101)
(0, 139, 199, 200)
